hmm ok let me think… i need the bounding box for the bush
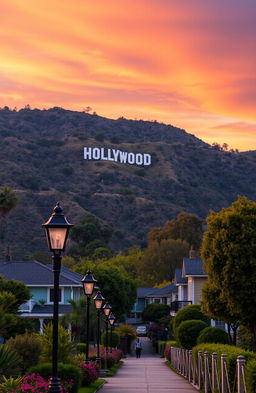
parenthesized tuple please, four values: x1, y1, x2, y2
(158, 340, 177, 357)
(193, 343, 256, 388)
(101, 331, 120, 348)
(28, 363, 81, 393)
(6, 332, 42, 373)
(0, 345, 21, 381)
(39, 324, 74, 363)
(77, 343, 87, 354)
(176, 320, 208, 349)
(115, 324, 136, 340)
(197, 327, 230, 345)
(246, 359, 256, 393)
(173, 305, 210, 338)
(142, 303, 171, 323)
(76, 362, 98, 387)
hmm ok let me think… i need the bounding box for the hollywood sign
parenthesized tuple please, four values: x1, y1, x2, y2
(84, 147, 152, 166)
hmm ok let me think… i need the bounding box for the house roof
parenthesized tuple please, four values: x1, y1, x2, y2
(31, 304, 72, 314)
(137, 284, 177, 298)
(182, 258, 207, 277)
(0, 261, 83, 286)
(174, 268, 187, 285)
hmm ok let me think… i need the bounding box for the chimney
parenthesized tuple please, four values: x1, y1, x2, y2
(189, 245, 197, 259)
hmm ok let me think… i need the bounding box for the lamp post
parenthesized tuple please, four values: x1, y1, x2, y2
(81, 270, 97, 363)
(93, 291, 105, 366)
(108, 312, 116, 353)
(102, 302, 112, 354)
(42, 203, 73, 393)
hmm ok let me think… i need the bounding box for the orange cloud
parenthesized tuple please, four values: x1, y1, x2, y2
(0, 0, 255, 150)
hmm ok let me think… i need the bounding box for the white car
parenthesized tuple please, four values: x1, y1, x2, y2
(136, 325, 147, 337)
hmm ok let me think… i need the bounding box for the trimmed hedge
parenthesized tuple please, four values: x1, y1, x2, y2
(173, 305, 210, 337)
(77, 343, 87, 354)
(197, 327, 230, 345)
(176, 320, 208, 349)
(101, 332, 120, 348)
(157, 340, 177, 357)
(28, 362, 82, 393)
(193, 343, 256, 387)
(246, 359, 256, 393)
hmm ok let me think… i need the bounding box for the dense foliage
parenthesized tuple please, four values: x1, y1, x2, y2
(142, 303, 171, 323)
(173, 304, 210, 337)
(197, 326, 230, 345)
(176, 320, 208, 349)
(201, 196, 256, 349)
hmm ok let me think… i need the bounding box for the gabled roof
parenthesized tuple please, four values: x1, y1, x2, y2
(0, 261, 83, 286)
(174, 268, 187, 285)
(182, 258, 207, 277)
(137, 284, 177, 298)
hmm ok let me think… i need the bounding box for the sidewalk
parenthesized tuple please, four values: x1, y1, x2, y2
(100, 338, 197, 393)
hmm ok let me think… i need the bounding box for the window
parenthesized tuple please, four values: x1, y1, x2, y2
(49, 288, 62, 303)
(153, 298, 161, 303)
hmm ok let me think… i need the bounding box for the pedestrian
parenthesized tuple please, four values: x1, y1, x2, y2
(135, 337, 142, 358)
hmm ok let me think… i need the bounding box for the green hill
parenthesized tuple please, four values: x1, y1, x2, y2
(0, 107, 255, 260)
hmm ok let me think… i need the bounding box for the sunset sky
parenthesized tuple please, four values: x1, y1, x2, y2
(1, 0, 255, 151)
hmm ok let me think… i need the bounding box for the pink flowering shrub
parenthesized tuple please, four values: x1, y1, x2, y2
(0, 373, 74, 393)
(88, 348, 123, 368)
(74, 362, 98, 387)
(164, 347, 171, 361)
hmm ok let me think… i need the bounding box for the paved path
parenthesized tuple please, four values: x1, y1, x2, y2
(100, 338, 197, 393)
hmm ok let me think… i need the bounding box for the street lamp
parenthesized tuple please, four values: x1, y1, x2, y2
(42, 203, 73, 393)
(102, 302, 112, 354)
(93, 291, 105, 366)
(81, 270, 97, 363)
(108, 312, 116, 353)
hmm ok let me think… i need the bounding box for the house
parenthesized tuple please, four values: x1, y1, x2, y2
(126, 284, 178, 325)
(0, 260, 83, 333)
(170, 250, 207, 316)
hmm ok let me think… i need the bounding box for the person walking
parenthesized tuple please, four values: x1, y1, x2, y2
(135, 338, 142, 358)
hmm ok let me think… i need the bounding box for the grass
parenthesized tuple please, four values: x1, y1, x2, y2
(78, 379, 105, 393)
(106, 360, 124, 377)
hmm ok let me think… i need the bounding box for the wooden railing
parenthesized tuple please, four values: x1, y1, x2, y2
(168, 347, 247, 393)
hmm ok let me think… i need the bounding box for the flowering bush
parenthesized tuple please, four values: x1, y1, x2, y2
(164, 347, 171, 361)
(0, 373, 74, 393)
(88, 348, 123, 368)
(74, 362, 98, 387)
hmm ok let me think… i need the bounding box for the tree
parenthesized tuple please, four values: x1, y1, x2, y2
(139, 238, 189, 285)
(201, 196, 256, 349)
(72, 263, 136, 320)
(0, 186, 18, 258)
(69, 214, 113, 258)
(173, 304, 210, 337)
(142, 303, 170, 323)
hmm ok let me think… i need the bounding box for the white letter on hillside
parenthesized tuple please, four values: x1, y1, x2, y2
(119, 151, 128, 163)
(84, 147, 92, 160)
(92, 148, 100, 160)
(143, 154, 151, 166)
(112, 149, 119, 162)
(135, 154, 143, 166)
(128, 153, 135, 164)
(101, 148, 108, 160)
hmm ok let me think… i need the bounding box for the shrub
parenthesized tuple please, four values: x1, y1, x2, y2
(28, 363, 81, 393)
(0, 344, 21, 381)
(77, 343, 87, 354)
(101, 332, 120, 348)
(193, 343, 256, 387)
(76, 362, 98, 387)
(6, 331, 42, 372)
(115, 324, 136, 340)
(173, 305, 210, 338)
(197, 327, 230, 345)
(0, 376, 23, 392)
(142, 303, 170, 323)
(246, 359, 256, 393)
(158, 340, 177, 357)
(176, 320, 208, 349)
(39, 324, 74, 363)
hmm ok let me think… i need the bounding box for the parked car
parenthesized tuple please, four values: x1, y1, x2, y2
(136, 325, 147, 337)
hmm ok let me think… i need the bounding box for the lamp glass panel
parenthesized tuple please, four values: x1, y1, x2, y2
(109, 318, 115, 326)
(95, 299, 103, 309)
(83, 282, 94, 296)
(103, 308, 111, 316)
(48, 227, 67, 250)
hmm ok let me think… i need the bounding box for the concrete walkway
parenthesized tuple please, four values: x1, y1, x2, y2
(100, 338, 197, 393)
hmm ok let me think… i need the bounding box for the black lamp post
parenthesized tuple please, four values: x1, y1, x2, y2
(93, 291, 105, 366)
(102, 302, 112, 354)
(42, 203, 73, 393)
(81, 270, 97, 363)
(108, 312, 116, 353)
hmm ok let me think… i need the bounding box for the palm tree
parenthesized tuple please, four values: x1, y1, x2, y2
(62, 297, 97, 347)
(0, 186, 18, 259)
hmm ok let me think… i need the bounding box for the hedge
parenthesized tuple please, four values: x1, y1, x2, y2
(197, 327, 230, 345)
(193, 343, 256, 387)
(157, 340, 177, 357)
(28, 362, 82, 393)
(176, 320, 208, 349)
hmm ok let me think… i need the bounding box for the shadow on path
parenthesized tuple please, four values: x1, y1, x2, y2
(100, 338, 197, 393)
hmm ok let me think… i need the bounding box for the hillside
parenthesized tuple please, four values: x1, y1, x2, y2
(0, 107, 256, 260)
